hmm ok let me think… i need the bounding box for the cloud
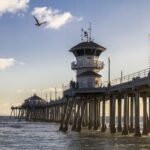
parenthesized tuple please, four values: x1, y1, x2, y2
(0, 58, 15, 69)
(0, 0, 30, 16)
(19, 61, 25, 65)
(32, 7, 82, 29)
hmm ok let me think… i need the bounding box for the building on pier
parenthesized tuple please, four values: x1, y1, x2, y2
(11, 94, 48, 121)
(22, 94, 47, 107)
(70, 37, 106, 88)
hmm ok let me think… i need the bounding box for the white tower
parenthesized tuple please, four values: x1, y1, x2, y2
(69, 30, 106, 88)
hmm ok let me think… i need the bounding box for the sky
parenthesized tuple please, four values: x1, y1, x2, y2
(0, 0, 150, 115)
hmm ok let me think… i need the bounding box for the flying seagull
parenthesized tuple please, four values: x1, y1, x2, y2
(33, 16, 47, 27)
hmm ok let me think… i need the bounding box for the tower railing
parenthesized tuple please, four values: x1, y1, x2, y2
(110, 68, 150, 86)
(71, 61, 104, 70)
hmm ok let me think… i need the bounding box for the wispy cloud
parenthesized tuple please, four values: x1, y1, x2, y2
(32, 6, 82, 29)
(18, 61, 25, 65)
(0, 58, 15, 69)
(0, 0, 30, 16)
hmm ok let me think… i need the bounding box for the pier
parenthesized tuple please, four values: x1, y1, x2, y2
(11, 30, 150, 137)
(11, 68, 150, 136)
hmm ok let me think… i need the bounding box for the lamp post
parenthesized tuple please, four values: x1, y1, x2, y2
(120, 70, 123, 83)
(108, 57, 111, 86)
(147, 34, 150, 69)
(149, 57, 150, 69)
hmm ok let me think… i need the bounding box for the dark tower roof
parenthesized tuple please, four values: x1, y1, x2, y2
(69, 41, 106, 52)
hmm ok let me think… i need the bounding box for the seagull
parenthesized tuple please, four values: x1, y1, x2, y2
(33, 16, 47, 27)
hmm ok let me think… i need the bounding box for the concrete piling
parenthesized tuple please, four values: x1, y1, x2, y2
(134, 91, 141, 137)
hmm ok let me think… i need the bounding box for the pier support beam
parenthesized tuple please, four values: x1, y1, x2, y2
(101, 96, 106, 132)
(72, 100, 82, 131)
(110, 95, 116, 133)
(76, 99, 87, 132)
(18, 109, 21, 119)
(59, 97, 69, 131)
(82, 102, 88, 127)
(93, 98, 98, 130)
(129, 95, 134, 133)
(97, 100, 101, 128)
(63, 98, 75, 132)
(142, 95, 148, 135)
(148, 97, 150, 132)
(134, 91, 141, 137)
(88, 100, 93, 129)
(117, 95, 122, 132)
(109, 97, 112, 128)
(122, 93, 129, 135)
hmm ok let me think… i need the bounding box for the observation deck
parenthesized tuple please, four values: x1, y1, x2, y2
(71, 61, 104, 70)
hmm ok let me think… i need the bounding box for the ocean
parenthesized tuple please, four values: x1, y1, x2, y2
(0, 116, 150, 150)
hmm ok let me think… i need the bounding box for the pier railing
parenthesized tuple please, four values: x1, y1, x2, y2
(110, 68, 150, 86)
(63, 68, 150, 90)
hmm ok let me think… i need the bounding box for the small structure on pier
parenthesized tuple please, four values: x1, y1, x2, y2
(11, 94, 48, 121)
(70, 29, 106, 88)
(22, 94, 47, 107)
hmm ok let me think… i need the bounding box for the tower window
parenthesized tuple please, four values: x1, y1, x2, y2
(95, 51, 101, 56)
(85, 49, 95, 55)
(76, 49, 84, 56)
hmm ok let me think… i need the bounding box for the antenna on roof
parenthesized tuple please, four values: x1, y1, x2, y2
(84, 30, 88, 42)
(81, 28, 84, 41)
(88, 22, 92, 42)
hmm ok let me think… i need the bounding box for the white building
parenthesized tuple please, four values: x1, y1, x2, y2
(70, 41, 106, 88)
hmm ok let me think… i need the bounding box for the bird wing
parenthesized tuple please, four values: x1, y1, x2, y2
(39, 21, 47, 25)
(33, 16, 39, 24)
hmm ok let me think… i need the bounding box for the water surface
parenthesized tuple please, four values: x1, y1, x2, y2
(0, 116, 150, 150)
